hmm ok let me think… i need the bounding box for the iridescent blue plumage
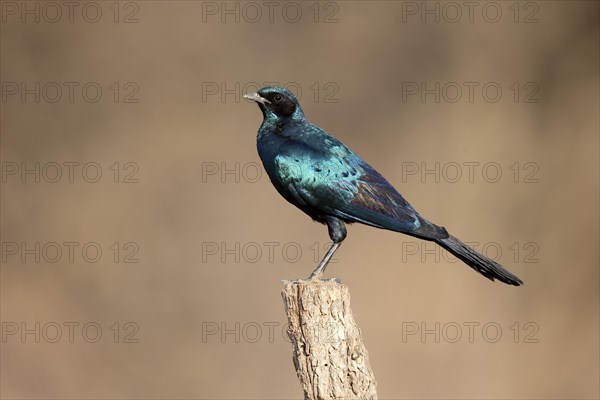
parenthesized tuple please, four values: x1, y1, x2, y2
(246, 86, 522, 285)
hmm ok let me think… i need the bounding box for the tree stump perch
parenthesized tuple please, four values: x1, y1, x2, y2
(281, 279, 378, 400)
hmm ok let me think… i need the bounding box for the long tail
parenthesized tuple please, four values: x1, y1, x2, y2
(436, 235, 523, 286)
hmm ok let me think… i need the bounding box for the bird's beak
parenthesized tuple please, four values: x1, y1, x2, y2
(243, 92, 271, 104)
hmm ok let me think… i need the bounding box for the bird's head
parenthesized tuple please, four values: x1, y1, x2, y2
(244, 86, 305, 123)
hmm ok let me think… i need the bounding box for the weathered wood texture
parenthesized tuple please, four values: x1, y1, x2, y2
(281, 279, 377, 400)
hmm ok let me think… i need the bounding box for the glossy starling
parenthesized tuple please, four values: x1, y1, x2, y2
(244, 86, 522, 286)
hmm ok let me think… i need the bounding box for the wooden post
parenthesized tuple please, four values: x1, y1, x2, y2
(281, 279, 378, 400)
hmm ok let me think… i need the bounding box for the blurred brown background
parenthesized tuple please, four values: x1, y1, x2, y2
(1, 1, 598, 399)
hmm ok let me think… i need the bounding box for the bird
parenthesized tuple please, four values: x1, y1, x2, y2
(244, 86, 523, 286)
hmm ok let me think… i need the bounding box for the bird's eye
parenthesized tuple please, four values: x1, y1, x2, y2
(274, 94, 283, 102)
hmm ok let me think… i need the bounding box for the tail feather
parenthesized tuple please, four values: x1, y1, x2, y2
(436, 235, 523, 286)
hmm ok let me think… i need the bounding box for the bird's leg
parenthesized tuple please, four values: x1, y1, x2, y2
(308, 217, 347, 279)
(308, 241, 342, 279)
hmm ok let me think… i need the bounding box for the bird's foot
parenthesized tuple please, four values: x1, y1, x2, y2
(307, 271, 322, 280)
(304, 241, 342, 280)
(306, 272, 341, 284)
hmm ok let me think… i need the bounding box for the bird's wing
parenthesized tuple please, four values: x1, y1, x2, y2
(332, 163, 422, 228)
(331, 162, 448, 239)
(275, 144, 447, 239)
